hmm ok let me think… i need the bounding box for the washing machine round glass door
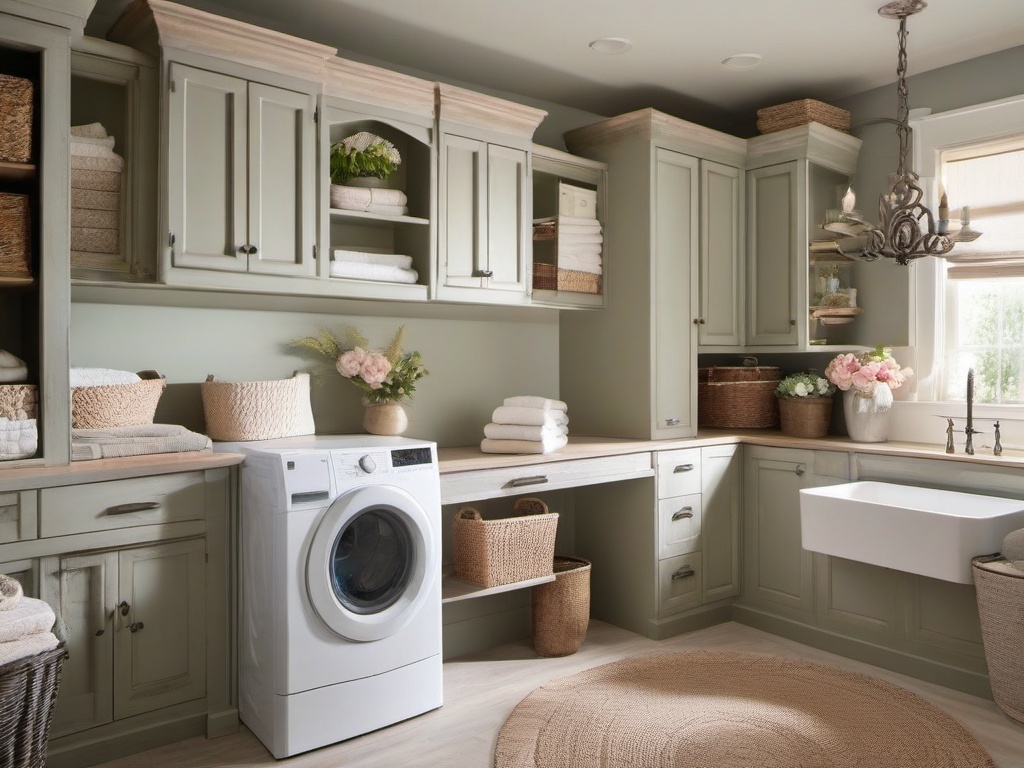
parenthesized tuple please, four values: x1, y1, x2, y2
(306, 484, 437, 642)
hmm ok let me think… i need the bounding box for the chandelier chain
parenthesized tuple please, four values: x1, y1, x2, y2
(895, 15, 911, 177)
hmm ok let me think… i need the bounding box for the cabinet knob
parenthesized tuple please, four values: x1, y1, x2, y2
(128, 622, 145, 633)
(248, 244, 258, 255)
(471, 269, 493, 278)
(671, 566, 696, 580)
(790, 319, 797, 326)
(692, 318, 706, 325)
(795, 465, 805, 476)
(671, 508, 694, 521)
(117, 600, 130, 617)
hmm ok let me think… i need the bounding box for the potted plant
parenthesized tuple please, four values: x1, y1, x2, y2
(774, 371, 836, 438)
(329, 132, 402, 188)
(825, 346, 912, 443)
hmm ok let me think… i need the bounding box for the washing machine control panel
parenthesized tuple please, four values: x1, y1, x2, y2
(357, 455, 376, 474)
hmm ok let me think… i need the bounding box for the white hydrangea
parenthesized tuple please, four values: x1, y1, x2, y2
(342, 132, 401, 165)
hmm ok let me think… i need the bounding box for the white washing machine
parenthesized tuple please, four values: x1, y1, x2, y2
(228, 435, 443, 759)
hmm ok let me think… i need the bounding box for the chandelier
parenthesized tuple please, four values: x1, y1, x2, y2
(826, 0, 978, 265)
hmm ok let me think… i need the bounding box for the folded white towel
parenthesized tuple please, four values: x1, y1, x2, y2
(370, 187, 408, 207)
(483, 422, 568, 441)
(558, 243, 603, 259)
(491, 405, 568, 427)
(0, 350, 27, 383)
(333, 249, 414, 269)
(0, 632, 59, 666)
(480, 434, 568, 455)
(503, 396, 568, 412)
(71, 153, 124, 173)
(558, 257, 603, 275)
(557, 224, 603, 236)
(71, 135, 116, 151)
(70, 368, 141, 388)
(69, 140, 123, 163)
(0, 575, 23, 612)
(557, 232, 603, 245)
(71, 122, 109, 139)
(72, 424, 212, 461)
(0, 417, 36, 459)
(365, 203, 408, 216)
(557, 215, 602, 227)
(0, 597, 55, 643)
(329, 261, 418, 284)
(330, 185, 372, 210)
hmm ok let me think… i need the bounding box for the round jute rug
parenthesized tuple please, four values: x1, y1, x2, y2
(494, 650, 996, 768)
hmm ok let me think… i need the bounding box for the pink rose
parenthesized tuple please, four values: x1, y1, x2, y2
(851, 361, 882, 392)
(825, 354, 858, 390)
(359, 352, 392, 388)
(336, 347, 367, 378)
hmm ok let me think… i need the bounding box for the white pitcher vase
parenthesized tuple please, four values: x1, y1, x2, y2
(842, 389, 890, 443)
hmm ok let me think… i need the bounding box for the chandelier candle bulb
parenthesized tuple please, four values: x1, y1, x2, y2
(938, 191, 949, 234)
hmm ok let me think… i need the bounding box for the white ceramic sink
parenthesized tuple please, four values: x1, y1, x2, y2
(800, 481, 1024, 584)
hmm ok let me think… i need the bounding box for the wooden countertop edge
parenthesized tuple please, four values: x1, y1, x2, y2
(438, 432, 1024, 474)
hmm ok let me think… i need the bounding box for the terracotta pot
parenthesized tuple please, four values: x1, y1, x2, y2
(777, 396, 833, 439)
(842, 390, 890, 443)
(363, 400, 409, 436)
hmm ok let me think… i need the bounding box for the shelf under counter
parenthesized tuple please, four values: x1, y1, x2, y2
(441, 567, 554, 604)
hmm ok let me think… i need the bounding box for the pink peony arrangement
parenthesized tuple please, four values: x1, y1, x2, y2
(825, 346, 912, 411)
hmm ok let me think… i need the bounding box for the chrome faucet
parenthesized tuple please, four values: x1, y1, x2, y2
(965, 368, 976, 455)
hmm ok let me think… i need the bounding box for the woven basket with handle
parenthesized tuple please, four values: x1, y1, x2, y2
(201, 372, 315, 441)
(71, 371, 166, 429)
(452, 498, 558, 587)
(777, 396, 833, 438)
(697, 366, 782, 429)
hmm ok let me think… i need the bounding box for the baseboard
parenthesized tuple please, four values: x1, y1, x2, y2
(732, 604, 993, 699)
(646, 604, 734, 640)
(206, 707, 240, 738)
(47, 708, 206, 768)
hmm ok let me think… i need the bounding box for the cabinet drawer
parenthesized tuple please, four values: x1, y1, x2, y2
(657, 449, 701, 498)
(658, 552, 703, 616)
(658, 494, 702, 558)
(441, 452, 653, 504)
(40, 473, 206, 538)
(0, 491, 38, 544)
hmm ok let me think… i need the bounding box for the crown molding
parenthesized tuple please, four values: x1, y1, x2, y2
(324, 57, 435, 120)
(436, 82, 546, 140)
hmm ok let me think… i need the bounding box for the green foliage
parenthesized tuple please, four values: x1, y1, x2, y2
(775, 371, 835, 399)
(289, 328, 341, 359)
(329, 132, 402, 184)
(364, 350, 428, 405)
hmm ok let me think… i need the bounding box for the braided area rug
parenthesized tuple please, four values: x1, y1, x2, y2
(494, 650, 995, 768)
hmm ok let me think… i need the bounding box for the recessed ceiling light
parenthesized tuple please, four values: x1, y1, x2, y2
(589, 37, 633, 55)
(722, 53, 763, 71)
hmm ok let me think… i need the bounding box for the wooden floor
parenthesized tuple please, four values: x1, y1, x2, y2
(97, 620, 1024, 768)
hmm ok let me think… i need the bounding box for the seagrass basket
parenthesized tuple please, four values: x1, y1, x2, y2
(532, 263, 602, 295)
(0, 73, 33, 164)
(777, 396, 834, 438)
(0, 193, 31, 279)
(532, 555, 591, 657)
(0, 643, 65, 768)
(972, 556, 1024, 725)
(756, 99, 851, 135)
(697, 366, 782, 429)
(71, 371, 166, 429)
(201, 372, 315, 441)
(452, 498, 558, 587)
(0, 385, 37, 421)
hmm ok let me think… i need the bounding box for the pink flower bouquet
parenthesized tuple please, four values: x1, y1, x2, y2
(825, 346, 912, 412)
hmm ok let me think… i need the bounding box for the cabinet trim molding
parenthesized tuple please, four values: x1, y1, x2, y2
(747, 123, 861, 175)
(324, 58, 435, 119)
(437, 82, 546, 139)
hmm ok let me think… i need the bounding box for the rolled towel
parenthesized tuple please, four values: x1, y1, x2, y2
(480, 434, 568, 455)
(70, 368, 141, 388)
(369, 187, 408, 207)
(0, 575, 23, 611)
(0, 350, 28, 383)
(71, 122, 109, 139)
(333, 249, 413, 269)
(503, 396, 568, 412)
(0, 596, 55, 643)
(483, 422, 568, 441)
(0, 631, 59, 666)
(329, 261, 418, 284)
(491, 405, 568, 427)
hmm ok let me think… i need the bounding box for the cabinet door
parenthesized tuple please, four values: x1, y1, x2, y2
(485, 143, 528, 293)
(439, 134, 486, 289)
(114, 538, 206, 720)
(699, 161, 743, 345)
(167, 63, 247, 272)
(247, 82, 316, 276)
(652, 148, 698, 437)
(747, 161, 802, 345)
(701, 444, 741, 602)
(43, 551, 117, 738)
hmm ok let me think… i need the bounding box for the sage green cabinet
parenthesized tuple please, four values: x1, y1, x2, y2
(698, 160, 744, 346)
(166, 63, 316, 277)
(700, 444, 742, 602)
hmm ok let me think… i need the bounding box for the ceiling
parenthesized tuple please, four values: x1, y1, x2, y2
(88, 0, 1024, 132)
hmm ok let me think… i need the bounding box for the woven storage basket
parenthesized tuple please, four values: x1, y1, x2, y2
(531, 555, 591, 657)
(777, 396, 833, 438)
(71, 371, 166, 429)
(698, 366, 782, 429)
(0, 193, 31, 279)
(532, 263, 602, 295)
(0, 74, 33, 164)
(452, 498, 558, 588)
(972, 556, 1024, 725)
(0, 385, 37, 420)
(0, 643, 65, 768)
(201, 371, 316, 441)
(756, 99, 851, 135)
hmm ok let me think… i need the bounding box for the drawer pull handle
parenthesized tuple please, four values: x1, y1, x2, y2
(664, 418, 681, 426)
(508, 475, 548, 488)
(671, 508, 694, 521)
(117, 601, 131, 617)
(472, 269, 494, 278)
(128, 621, 145, 633)
(105, 501, 161, 516)
(671, 567, 695, 581)
(673, 464, 694, 473)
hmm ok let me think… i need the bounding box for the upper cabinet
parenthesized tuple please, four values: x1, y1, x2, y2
(435, 83, 545, 305)
(698, 160, 744, 345)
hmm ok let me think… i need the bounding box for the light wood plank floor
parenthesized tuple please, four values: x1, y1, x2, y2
(97, 621, 1024, 768)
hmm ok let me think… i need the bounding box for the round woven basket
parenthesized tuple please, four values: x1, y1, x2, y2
(972, 557, 1024, 725)
(200, 372, 316, 441)
(697, 367, 782, 429)
(777, 396, 834, 438)
(532, 555, 591, 657)
(0, 643, 65, 768)
(71, 374, 165, 429)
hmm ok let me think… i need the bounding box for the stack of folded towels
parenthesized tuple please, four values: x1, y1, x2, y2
(329, 185, 409, 216)
(553, 215, 603, 276)
(0, 349, 37, 461)
(70, 123, 123, 265)
(0, 575, 59, 666)
(330, 249, 418, 284)
(481, 396, 569, 454)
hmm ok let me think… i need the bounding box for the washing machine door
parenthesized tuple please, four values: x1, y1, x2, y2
(306, 484, 437, 642)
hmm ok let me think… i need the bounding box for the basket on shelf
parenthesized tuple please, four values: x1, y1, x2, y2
(531, 555, 591, 657)
(71, 371, 166, 429)
(0, 385, 37, 421)
(698, 366, 782, 429)
(452, 498, 558, 588)
(532, 263, 602, 295)
(756, 99, 851, 135)
(0, 643, 65, 768)
(0, 193, 31, 280)
(972, 556, 1024, 725)
(777, 397, 834, 438)
(201, 371, 315, 441)
(0, 73, 33, 164)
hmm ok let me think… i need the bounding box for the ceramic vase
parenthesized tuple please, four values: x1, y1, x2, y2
(842, 389, 890, 443)
(363, 400, 409, 436)
(346, 176, 388, 189)
(777, 396, 833, 439)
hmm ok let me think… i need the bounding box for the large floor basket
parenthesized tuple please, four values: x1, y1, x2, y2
(532, 555, 592, 657)
(972, 556, 1024, 725)
(0, 643, 65, 768)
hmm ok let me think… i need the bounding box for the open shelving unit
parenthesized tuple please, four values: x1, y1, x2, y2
(440, 568, 555, 604)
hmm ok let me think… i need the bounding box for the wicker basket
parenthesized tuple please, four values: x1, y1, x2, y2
(0, 74, 33, 164)
(531, 555, 591, 657)
(697, 366, 782, 429)
(532, 263, 602, 295)
(201, 372, 316, 441)
(0, 385, 37, 421)
(0, 643, 65, 768)
(972, 556, 1024, 725)
(71, 371, 166, 429)
(0, 193, 31, 279)
(452, 498, 558, 588)
(756, 99, 851, 135)
(777, 396, 834, 438)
